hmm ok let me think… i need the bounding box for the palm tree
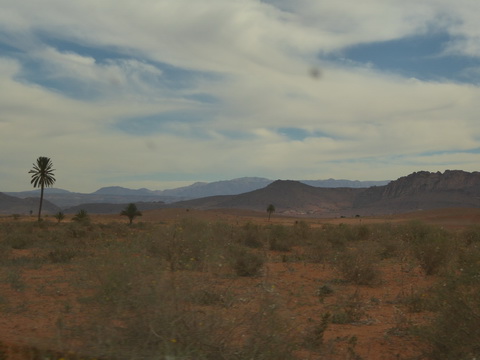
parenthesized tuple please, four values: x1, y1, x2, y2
(29, 156, 56, 221)
(267, 204, 275, 221)
(121, 203, 142, 224)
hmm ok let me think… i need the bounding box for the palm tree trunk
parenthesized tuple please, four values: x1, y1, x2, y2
(38, 184, 44, 221)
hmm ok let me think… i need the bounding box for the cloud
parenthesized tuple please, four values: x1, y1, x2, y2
(1, 0, 480, 192)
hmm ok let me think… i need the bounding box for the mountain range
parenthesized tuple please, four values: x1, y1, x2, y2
(172, 170, 480, 217)
(3, 177, 388, 211)
(1, 171, 479, 216)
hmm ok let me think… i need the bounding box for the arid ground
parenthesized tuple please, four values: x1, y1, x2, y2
(1, 207, 480, 359)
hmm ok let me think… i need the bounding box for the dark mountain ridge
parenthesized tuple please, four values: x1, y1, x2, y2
(353, 170, 480, 214)
(173, 170, 480, 216)
(5, 177, 389, 209)
(0, 193, 60, 215)
(3, 171, 479, 216)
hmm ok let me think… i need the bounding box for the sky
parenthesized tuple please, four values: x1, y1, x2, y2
(1, 0, 480, 193)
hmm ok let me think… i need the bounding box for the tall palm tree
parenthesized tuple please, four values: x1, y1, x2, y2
(29, 156, 56, 221)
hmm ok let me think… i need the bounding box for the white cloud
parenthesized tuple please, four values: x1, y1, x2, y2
(1, 0, 480, 192)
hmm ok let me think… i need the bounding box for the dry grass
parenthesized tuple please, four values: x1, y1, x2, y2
(0, 208, 479, 359)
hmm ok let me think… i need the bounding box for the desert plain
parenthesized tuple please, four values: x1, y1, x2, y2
(0, 207, 479, 359)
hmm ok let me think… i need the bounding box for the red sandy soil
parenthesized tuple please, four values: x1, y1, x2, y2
(1, 207, 479, 359)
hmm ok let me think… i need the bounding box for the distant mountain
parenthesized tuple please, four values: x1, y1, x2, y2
(93, 186, 156, 196)
(171, 170, 480, 216)
(172, 180, 363, 216)
(3, 171, 480, 216)
(353, 170, 480, 214)
(5, 177, 386, 209)
(6, 189, 170, 208)
(160, 177, 272, 198)
(0, 192, 60, 215)
(302, 179, 389, 188)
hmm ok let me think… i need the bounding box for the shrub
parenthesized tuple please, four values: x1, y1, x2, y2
(48, 248, 78, 263)
(404, 222, 455, 275)
(419, 270, 480, 358)
(241, 222, 264, 248)
(461, 225, 480, 245)
(293, 220, 311, 242)
(335, 241, 381, 285)
(146, 220, 213, 271)
(268, 224, 294, 251)
(305, 312, 331, 349)
(54, 211, 65, 223)
(229, 245, 264, 276)
(72, 209, 90, 224)
(329, 291, 366, 324)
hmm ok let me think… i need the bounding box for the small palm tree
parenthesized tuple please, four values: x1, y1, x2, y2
(267, 204, 275, 221)
(72, 209, 90, 223)
(54, 211, 65, 223)
(121, 203, 142, 224)
(28, 156, 56, 221)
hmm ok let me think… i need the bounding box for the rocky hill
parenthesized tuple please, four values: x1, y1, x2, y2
(174, 170, 480, 216)
(352, 170, 480, 215)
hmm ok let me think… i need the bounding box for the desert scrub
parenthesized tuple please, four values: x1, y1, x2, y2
(334, 241, 382, 285)
(229, 244, 264, 276)
(303, 228, 334, 263)
(145, 219, 223, 271)
(417, 251, 480, 359)
(329, 291, 367, 324)
(77, 272, 296, 360)
(403, 221, 456, 275)
(2, 222, 38, 249)
(304, 312, 331, 349)
(72, 209, 90, 224)
(239, 222, 264, 248)
(293, 220, 311, 243)
(79, 243, 163, 307)
(267, 224, 294, 251)
(319, 223, 362, 251)
(460, 224, 480, 245)
(237, 296, 297, 360)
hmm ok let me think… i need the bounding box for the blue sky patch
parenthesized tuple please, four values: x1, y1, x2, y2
(115, 111, 209, 137)
(326, 32, 480, 83)
(278, 127, 333, 141)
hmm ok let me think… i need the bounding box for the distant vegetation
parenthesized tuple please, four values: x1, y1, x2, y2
(0, 217, 479, 358)
(120, 203, 142, 224)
